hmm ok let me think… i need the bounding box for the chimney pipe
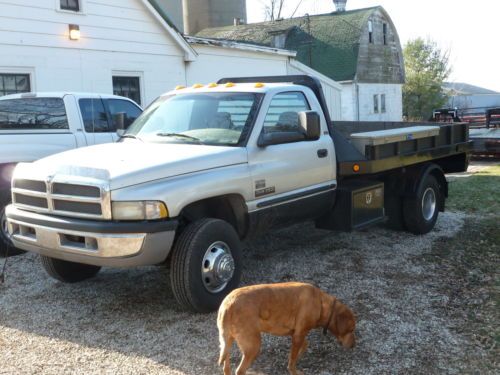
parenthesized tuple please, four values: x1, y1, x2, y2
(333, 0, 347, 12)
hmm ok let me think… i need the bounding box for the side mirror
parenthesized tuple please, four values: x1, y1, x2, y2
(257, 131, 305, 147)
(113, 112, 126, 136)
(299, 111, 321, 140)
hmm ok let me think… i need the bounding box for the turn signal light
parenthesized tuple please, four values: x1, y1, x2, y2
(353, 164, 360, 172)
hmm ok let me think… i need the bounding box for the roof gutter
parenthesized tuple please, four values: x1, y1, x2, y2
(185, 36, 297, 57)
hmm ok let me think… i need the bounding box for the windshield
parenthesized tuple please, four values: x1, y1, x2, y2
(125, 92, 262, 146)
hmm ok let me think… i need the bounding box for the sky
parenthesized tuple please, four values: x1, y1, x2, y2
(247, 0, 500, 92)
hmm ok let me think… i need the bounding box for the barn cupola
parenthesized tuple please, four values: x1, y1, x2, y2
(333, 0, 347, 12)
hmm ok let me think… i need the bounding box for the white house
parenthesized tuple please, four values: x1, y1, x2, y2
(0, 0, 342, 118)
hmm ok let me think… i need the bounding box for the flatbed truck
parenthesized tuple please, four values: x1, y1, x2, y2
(5, 76, 471, 312)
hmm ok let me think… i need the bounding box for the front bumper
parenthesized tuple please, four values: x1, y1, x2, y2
(5, 205, 178, 267)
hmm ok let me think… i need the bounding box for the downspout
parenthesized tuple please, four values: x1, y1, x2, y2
(355, 78, 360, 121)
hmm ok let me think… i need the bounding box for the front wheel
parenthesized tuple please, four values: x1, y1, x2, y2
(40, 256, 101, 283)
(403, 175, 442, 235)
(170, 218, 242, 313)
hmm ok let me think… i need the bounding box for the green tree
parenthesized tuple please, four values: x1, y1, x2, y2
(403, 38, 451, 120)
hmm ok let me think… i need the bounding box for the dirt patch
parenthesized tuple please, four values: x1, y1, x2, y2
(2, 210, 497, 374)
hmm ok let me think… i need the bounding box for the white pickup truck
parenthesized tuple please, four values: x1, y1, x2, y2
(0, 92, 142, 256)
(5, 76, 471, 312)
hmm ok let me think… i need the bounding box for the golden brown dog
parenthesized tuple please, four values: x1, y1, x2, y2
(217, 282, 356, 375)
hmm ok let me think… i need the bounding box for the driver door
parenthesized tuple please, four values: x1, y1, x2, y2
(247, 91, 335, 226)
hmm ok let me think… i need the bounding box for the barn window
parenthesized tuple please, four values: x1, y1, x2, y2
(368, 21, 373, 43)
(0, 73, 31, 97)
(113, 76, 141, 105)
(373, 94, 379, 113)
(383, 23, 387, 45)
(60, 0, 80, 12)
(381, 94, 386, 113)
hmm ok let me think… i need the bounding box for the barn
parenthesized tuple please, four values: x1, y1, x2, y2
(197, 3, 406, 121)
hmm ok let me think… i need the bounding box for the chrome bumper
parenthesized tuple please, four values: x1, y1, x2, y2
(6, 205, 178, 267)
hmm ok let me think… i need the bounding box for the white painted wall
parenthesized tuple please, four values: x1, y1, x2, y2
(287, 60, 342, 121)
(0, 0, 186, 105)
(0, 0, 341, 112)
(186, 45, 288, 85)
(340, 82, 403, 121)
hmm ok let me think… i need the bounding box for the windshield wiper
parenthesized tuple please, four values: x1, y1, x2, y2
(156, 132, 203, 144)
(120, 134, 143, 142)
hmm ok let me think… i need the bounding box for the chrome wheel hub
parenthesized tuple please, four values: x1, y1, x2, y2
(201, 241, 235, 294)
(422, 187, 437, 221)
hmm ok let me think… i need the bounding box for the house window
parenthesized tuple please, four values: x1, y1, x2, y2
(383, 23, 387, 45)
(0, 73, 31, 97)
(113, 76, 141, 105)
(373, 94, 379, 113)
(368, 21, 373, 43)
(60, 0, 80, 12)
(381, 94, 386, 113)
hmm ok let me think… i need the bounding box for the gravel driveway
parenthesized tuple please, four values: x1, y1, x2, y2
(0, 211, 494, 375)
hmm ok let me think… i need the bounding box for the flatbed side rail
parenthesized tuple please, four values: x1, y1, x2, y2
(336, 122, 471, 176)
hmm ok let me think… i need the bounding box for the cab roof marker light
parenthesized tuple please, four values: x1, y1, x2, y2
(207, 83, 218, 88)
(175, 85, 186, 90)
(255, 82, 265, 88)
(192, 83, 204, 89)
(225, 82, 235, 88)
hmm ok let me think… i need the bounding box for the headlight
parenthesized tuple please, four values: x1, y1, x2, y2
(111, 201, 169, 220)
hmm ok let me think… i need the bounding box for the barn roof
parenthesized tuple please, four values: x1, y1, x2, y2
(196, 7, 380, 82)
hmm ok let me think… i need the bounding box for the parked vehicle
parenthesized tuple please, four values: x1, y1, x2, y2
(0, 92, 142, 256)
(5, 76, 471, 312)
(432, 108, 500, 157)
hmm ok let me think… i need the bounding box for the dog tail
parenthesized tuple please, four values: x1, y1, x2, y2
(217, 306, 233, 369)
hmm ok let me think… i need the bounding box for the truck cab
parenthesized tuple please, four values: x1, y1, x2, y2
(5, 76, 470, 312)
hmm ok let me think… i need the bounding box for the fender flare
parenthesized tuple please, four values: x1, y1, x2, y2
(405, 163, 447, 211)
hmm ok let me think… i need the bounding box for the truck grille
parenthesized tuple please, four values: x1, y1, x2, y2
(12, 178, 110, 220)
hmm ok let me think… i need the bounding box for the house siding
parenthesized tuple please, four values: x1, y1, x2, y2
(0, 0, 186, 104)
(356, 8, 405, 84)
(186, 45, 288, 85)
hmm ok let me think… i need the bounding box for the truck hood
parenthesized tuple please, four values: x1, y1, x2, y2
(21, 141, 248, 190)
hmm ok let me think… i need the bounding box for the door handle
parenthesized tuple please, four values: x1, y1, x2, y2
(317, 149, 328, 158)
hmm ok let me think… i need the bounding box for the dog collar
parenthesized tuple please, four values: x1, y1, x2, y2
(323, 298, 337, 335)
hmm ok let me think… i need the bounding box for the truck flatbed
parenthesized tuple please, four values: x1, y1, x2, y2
(219, 76, 471, 177)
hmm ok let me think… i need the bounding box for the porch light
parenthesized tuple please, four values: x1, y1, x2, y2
(69, 24, 80, 40)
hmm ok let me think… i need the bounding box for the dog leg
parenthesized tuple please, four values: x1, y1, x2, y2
(288, 334, 306, 375)
(298, 339, 308, 360)
(235, 333, 261, 375)
(219, 334, 234, 375)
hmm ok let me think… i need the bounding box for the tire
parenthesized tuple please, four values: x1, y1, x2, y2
(0, 190, 25, 258)
(403, 174, 442, 235)
(40, 255, 101, 283)
(170, 218, 242, 313)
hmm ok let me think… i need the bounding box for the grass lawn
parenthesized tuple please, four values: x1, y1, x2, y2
(447, 164, 500, 214)
(429, 163, 500, 371)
